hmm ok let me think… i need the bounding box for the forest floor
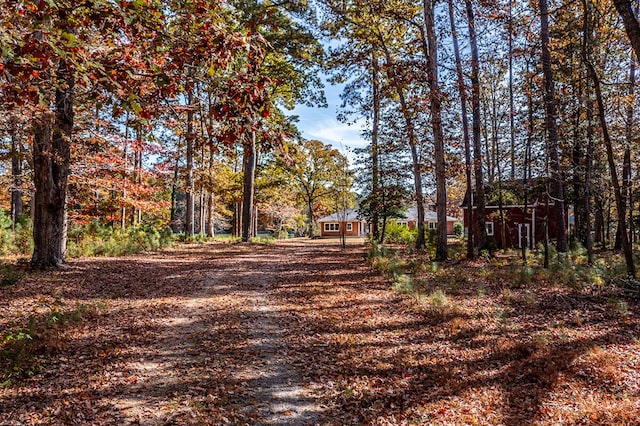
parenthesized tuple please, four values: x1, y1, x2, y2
(1, 239, 640, 425)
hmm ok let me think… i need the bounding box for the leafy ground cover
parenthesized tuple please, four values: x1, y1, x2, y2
(1, 239, 639, 425)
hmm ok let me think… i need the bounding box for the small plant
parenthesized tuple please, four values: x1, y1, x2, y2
(67, 223, 174, 258)
(521, 290, 539, 309)
(517, 265, 535, 286)
(393, 274, 414, 294)
(429, 289, 448, 309)
(0, 264, 24, 287)
(607, 296, 629, 318)
(477, 284, 486, 298)
(1, 299, 102, 381)
(427, 289, 460, 319)
(453, 222, 463, 237)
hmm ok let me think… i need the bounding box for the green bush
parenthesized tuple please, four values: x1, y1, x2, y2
(0, 264, 25, 287)
(454, 222, 463, 237)
(385, 222, 417, 245)
(1, 298, 100, 380)
(66, 223, 174, 258)
(0, 211, 32, 257)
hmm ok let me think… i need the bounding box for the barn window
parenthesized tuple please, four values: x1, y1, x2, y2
(486, 222, 495, 236)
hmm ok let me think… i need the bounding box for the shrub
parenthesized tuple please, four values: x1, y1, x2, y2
(454, 222, 463, 237)
(0, 264, 25, 287)
(1, 298, 101, 380)
(0, 212, 32, 257)
(385, 222, 417, 245)
(392, 274, 414, 294)
(66, 223, 174, 258)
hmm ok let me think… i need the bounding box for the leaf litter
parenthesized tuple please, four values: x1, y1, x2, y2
(1, 239, 639, 425)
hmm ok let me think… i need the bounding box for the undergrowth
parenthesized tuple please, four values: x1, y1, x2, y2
(367, 238, 638, 321)
(0, 297, 103, 384)
(67, 223, 174, 257)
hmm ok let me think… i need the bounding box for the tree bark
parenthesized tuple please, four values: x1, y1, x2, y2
(185, 87, 195, 236)
(614, 0, 640, 63)
(448, 0, 474, 259)
(584, 85, 595, 263)
(31, 60, 73, 268)
(371, 50, 381, 242)
(9, 117, 23, 226)
(206, 192, 215, 237)
(509, 0, 516, 180)
(378, 33, 426, 251)
(424, 0, 448, 261)
(540, 0, 568, 253)
(241, 131, 256, 242)
(465, 0, 487, 251)
(583, 0, 635, 278)
(625, 26, 636, 246)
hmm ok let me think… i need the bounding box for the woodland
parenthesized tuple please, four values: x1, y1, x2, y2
(2, 0, 640, 424)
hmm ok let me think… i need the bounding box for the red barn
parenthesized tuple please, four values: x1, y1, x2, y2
(462, 180, 569, 249)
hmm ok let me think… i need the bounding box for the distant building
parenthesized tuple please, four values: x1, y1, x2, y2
(398, 207, 459, 236)
(461, 179, 568, 249)
(317, 209, 369, 237)
(317, 207, 460, 238)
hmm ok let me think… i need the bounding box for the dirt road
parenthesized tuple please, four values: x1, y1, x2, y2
(4, 239, 640, 425)
(2, 239, 405, 425)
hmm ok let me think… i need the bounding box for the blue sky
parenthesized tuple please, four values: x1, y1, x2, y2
(288, 80, 368, 156)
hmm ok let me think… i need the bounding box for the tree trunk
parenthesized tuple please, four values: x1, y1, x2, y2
(241, 131, 256, 242)
(424, 0, 448, 261)
(522, 59, 535, 264)
(206, 192, 215, 237)
(169, 135, 181, 232)
(121, 112, 130, 229)
(378, 34, 426, 251)
(31, 60, 73, 268)
(465, 0, 487, 251)
(185, 88, 195, 236)
(509, 0, 516, 180)
(614, 0, 640, 62)
(624, 34, 635, 246)
(306, 196, 315, 237)
(584, 82, 595, 263)
(371, 50, 381, 242)
(540, 0, 568, 253)
(572, 79, 586, 246)
(583, 0, 635, 278)
(447, 0, 474, 259)
(10, 117, 23, 226)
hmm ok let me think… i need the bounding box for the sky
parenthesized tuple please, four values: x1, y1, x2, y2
(288, 79, 369, 157)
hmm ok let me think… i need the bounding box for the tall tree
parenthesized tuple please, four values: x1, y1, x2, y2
(289, 140, 349, 237)
(614, 0, 640, 61)
(539, 0, 568, 253)
(583, 0, 636, 278)
(447, 0, 474, 258)
(423, 0, 448, 260)
(465, 0, 487, 251)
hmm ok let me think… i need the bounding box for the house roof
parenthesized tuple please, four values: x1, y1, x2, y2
(403, 207, 459, 223)
(318, 207, 460, 223)
(317, 208, 361, 222)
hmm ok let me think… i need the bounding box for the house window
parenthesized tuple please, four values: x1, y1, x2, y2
(324, 223, 339, 232)
(346, 223, 352, 231)
(486, 222, 494, 236)
(397, 221, 408, 227)
(429, 222, 437, 230)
